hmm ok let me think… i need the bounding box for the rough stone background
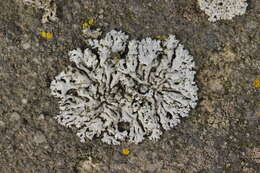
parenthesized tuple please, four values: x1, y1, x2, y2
(0, 0, 259, 172)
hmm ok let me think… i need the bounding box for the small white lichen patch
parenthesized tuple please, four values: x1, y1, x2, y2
(50, 30, 198, 145)
(82, 28, 102, 39)
(22, 0, 58, 23)
(198, 0, 248, 22)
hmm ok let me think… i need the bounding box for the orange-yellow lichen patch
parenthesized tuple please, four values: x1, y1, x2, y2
(39, 31, 53, 39)
(121, 148, 130, 155)
(82, 18, 95, 28)
(253, 77, 260, 87)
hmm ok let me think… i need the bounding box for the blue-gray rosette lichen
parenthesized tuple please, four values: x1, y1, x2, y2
(50, 30, 198, 145)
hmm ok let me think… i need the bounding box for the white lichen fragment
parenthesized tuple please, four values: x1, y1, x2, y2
(198, 0, 248, 22)
(82, 28, 102, 39)
(50, 30, 198, 145)
(22, 0, 58, 23)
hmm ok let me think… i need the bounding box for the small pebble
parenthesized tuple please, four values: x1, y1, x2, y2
(22, 42, 31, 50)
(77, 158, 102, 172)
(0, 120, 5, 128)
(22, 98, 28, 104)
(10, 112, 21, 122)
(33, 133, 47, 145)
(98, 15, 104, 19)
(208, 79, 223, 92)
(99, 9, 104, 14)
(38, 114, 45, 120)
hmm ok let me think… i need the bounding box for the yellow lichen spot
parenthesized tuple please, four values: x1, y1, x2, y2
(40, 31, 53, 39)
(121, 148, 130, 155)
(82, 18, 95, 28)
(155, 35, 167, 41)
(88, 18, 94, 26)
(253, 77, 260, 87)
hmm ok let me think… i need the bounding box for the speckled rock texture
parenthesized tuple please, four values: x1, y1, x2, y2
(0, 0, 259, 172)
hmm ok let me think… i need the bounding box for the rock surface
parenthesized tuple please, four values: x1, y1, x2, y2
(0, 0, 259, 172)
